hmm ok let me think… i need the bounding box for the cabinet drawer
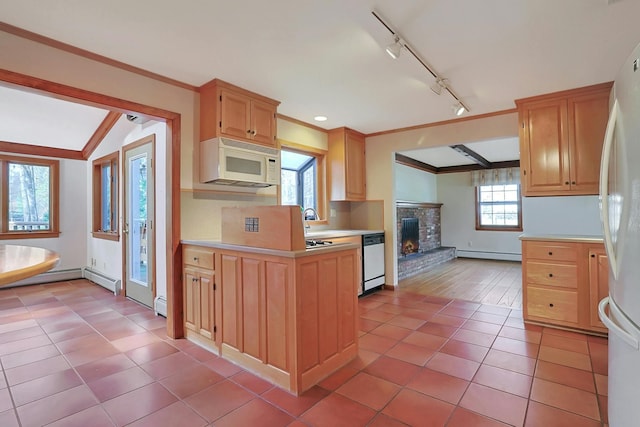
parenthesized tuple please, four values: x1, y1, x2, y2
(526, 286, 578, 323)
(183, 246, 214, 270)
(526, 261, 577, 288)
(525, 242, 578, 262)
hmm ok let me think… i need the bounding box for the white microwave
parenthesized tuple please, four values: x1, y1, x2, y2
(199, 137, 281, 187)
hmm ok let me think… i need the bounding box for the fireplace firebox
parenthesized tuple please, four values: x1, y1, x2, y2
(401, 218, 419, 255)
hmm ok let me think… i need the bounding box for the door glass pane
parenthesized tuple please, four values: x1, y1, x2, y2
(129, 155, 148, 286)
(8, 163, 50, 231)
(101, 163, 112, 231)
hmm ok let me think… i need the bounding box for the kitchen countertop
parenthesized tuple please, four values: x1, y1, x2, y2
(181, 239, 359, 258)
(304, 229, 384, 239)
(519, 234, 604, 244)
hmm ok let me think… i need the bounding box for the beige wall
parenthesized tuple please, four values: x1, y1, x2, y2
(366, 113, 519, 285)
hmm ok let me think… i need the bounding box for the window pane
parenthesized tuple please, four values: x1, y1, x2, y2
(280, 169, 298, 205)
(301, 163, 316, 210)
(8, 163, 50, 231)
(101, 164, 112, 231)
(477, 184, 521, 229)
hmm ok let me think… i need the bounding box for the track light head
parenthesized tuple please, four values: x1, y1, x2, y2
(430, 78, 448, 96)
(452, 102, 466, 116)
(385, 36, 402, 59)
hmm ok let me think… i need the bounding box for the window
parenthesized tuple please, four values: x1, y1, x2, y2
(280, 144, 326, 221)
(0, 155, 59, 239)
(476, 184, 522, 231)
(92, 151, 119, 240)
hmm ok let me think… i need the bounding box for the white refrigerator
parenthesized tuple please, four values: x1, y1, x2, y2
(598, 41, 640, 427)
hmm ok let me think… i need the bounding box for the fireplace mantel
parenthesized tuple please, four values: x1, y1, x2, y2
(396, 201, 443, 209)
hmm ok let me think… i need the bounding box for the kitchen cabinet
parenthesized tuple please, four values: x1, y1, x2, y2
(327, 127, 366, 201)
(521, 237, 607, 335)
(516, 82, 612, 197)
(182, 245, 216, 348)
(199, 79, 280, 147)
(588, 246, 609, 333)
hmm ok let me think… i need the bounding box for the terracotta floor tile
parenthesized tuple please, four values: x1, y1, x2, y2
(64, 342, 120, 367)
(447, 407, 511, 427)
(542, 327, 588, 341)
(534, 360, 596, 392)
(0, 409, 20, 427)
(382, 388, 455, 427)
(588, 341, 608, 375)
(346, 348, 380, 370)
(0, 325, 44, 345)
(524, 400, 601, 427)
(11, 368, 83, 406)
(45, 405, 116, 427)
(498, 325, 542, 344)
(452, 328, 497, 347)
(429, 313, 467, 327)
(230, 370, 275, 394)
(110, 331, 161, 352)
(461, 319, 502, 335)
(262, 385, 329, 416)
(541, 333, 590, 354)
(55, 332, 107, 353)
(417, 321, 459, 338)
(401, 330, 447, 350)
(125, 341, 179, 365)
(15, 384, 98, 427)
(75, 353, 136, 382)
(374, 303, 406, 315)
(214, 399, 294, 427)
(0, 389, 11, 413)
(530, 378, 600, 421)
(359, 317, 383, 332)
(598, 393, 608, 425)
(460, 383, 528, 426)
(483, 349, 537, 376)
(301, 393, 376, 427)
(360, 309, 397, 323)
(538, 346, 592, 371)
(473, 364, 532, 397)
(399, 308, 436, 321)
(385, 341, 435, 366)
(87, 366, 155, 402)
(369, 323, 412, 341)
(141, 351, 201, 380)
(47, 324, 94, 343)
(492, 336, 540, 358)
(180, 343, 217, 362)
(364, 355, 421, 385)
(126, 401, 208, 427)
(440, 339, 490, 363)
(184, 379, 254, 422)
(359, 333, 399, 353)
(439, 306, 477, 318)
(4, 354, 70, 386)
(160, 363, 225, 399)
(0, 343, 60, 369)
(386, 314, 426, 330)
(101, 382, 177, 426)
(426, 352, 480, 381)
(367, 413, 411, 427)
(594, 373, 608, 396)
(318, 365, 360, 391)
(336, 372, 401, 410)
(405, 367, 470, 404)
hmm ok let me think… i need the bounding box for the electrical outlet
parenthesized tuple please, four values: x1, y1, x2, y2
(330, 209, 336, 218)
(468, 241, 473, 247)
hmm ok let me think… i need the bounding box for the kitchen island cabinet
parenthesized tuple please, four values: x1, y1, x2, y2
(521, 235, 608, 335)
(181, 240, 359, 395)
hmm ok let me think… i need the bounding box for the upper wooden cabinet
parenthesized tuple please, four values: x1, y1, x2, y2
(327, 127, 366, 201)
(199, 79, 280, 147)
(516, 82, 612, 196)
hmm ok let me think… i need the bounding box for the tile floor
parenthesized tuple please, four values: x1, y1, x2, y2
(0, 279, 608, 426)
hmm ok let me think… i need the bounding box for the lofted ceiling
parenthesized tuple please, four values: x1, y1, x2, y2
(1, 0, 639, 165)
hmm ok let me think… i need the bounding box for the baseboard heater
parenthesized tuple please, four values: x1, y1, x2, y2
(9, 268, 83, 287)
(456, 250, 522, 262)
(154, 296, 167, 317)
(82, 267, 121, 295)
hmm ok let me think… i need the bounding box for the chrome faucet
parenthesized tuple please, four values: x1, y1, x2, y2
(302, 207, 318, 234)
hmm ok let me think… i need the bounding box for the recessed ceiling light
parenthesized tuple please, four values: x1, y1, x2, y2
(314, 116, 327, 122)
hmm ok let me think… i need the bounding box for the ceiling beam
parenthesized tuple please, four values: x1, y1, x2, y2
(395, 153, 438, 173)
(449, 145, 491, 168)
(0, 140, 84, 160)
(82, 111, 122, 159)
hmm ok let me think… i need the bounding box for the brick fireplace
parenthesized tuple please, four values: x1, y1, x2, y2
(396, 202, 456, 280)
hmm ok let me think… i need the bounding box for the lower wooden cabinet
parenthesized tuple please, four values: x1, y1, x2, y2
(182, 245, 216, 348)
(522, 239, 608, 334)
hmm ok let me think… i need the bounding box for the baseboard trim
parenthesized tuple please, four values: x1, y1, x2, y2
(456, 250, 521, 262)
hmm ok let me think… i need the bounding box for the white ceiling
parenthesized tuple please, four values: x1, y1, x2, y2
(1, 0, 639, 163)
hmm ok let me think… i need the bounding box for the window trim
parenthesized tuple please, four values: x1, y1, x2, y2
(0, 154, 60, 239)
(475, 184, 523, 232)
(92, 151, 120, 241)
(278, 140, 327, 224)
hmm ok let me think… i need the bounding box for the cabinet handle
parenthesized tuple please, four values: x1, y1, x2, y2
(247, 129, 252, 134)
(549, 303, 554, 308)
(548, 273, 554, 278)
(548, 251, 553, 256)
(251, 130, 257, 135)
(591, 254, 596, 258)
(192, 277, 198, 282)
(193, 257, 199, 262)
(572, 181, 576, 185)
(565, 181, 570, 185)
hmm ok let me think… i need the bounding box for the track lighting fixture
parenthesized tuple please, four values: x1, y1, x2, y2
(385, 36, 402, 59)
(372, 10, 470, 117)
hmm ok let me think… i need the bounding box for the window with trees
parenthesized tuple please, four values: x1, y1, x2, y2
(476, 184, 522, 231)
(92, 151, 119, 240)
(280, 145, 326, 221)
(0, 155, 59, 239)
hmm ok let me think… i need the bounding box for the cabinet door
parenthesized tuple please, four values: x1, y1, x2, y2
(198, 271, 215, 339)
(220, 90, 252, 140)
(344, 131, 366, 200)
(250, 99, 277, 147)
(588, 247, 609, 330)
(567, 92, 609, 195)
(184, 267, 198, 333)
(519, 98, 570, 195)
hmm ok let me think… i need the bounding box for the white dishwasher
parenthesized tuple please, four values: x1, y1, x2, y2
(362, 233, 385, 293)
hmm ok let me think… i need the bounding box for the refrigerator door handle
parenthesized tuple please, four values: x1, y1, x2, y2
(599, 296, 639, 350)
(600, 99, 619, 278)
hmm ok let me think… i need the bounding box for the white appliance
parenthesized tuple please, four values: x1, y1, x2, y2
(199, 137, 280, 187)
(363, 232, 385, 293)
(598, 41, 640, 427)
